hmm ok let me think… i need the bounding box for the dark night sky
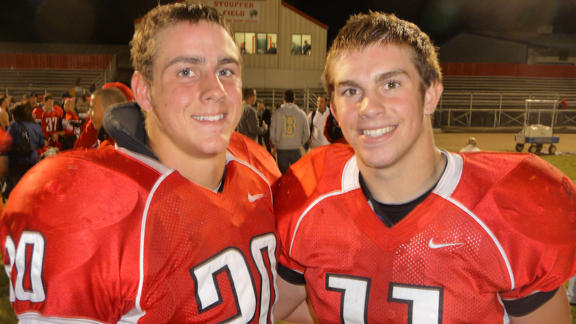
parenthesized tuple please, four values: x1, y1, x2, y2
(0, 0, 575, 48)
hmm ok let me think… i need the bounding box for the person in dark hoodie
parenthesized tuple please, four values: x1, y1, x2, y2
(0, 3, 281, 323)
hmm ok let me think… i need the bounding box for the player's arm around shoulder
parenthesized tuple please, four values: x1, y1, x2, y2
(485, 154, 576, 323)
(508, 286, 571, 324)
(273, 155, 323, 323)
(0, 153, 146, 322)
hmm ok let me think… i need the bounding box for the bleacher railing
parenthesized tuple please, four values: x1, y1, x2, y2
(436, 91, 576, 127)
(93, 55, 118, 89)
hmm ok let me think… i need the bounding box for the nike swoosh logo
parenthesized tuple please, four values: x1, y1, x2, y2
(428, 239, 464, 249)
(248, 193, 268, 202)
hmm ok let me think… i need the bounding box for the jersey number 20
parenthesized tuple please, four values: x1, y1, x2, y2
(191, 233, 278, 324)
(4, 232, 46, 303)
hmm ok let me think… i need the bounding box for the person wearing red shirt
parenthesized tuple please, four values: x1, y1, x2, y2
(274, 12, 576, 324)
(40, 94, 63, 151)
(49, 99, 81, 150)
(1, 3, 281, 323)
(74, 87, 127, 149)
(102, 82, 134, 101)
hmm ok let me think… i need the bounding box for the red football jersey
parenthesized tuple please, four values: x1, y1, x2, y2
(32, 107, 43, 124)
(40, 109, 62, 137)
(276, 145, 576, 323)
(62, 111, 80, 136)
(1, 133, 282, 323)
(73, 119, 99, 149)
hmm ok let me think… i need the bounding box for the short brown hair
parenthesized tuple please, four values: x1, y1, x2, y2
(242, 87, 256, 101)
(131, 2, 236, 84)
(92, 88, 127, 112)
(322, 12, 442, 99)
(44, 94, 54, 101)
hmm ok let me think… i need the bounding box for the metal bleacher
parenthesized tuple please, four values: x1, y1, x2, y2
(437, 76, 576, 128)
(0, 68, 105, 100)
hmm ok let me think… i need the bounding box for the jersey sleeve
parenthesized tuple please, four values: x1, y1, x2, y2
(228, 132, 281, 193)
(475, 154, 576, 300)
(275, 146, 354, 281)
(73, 119, 98, 149)
(275, 166, 311, 278)
(0, 153, 144, 322)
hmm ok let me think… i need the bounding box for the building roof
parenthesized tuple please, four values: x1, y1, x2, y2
(281, 1, 328, 30)
(466, 31, 576, 50)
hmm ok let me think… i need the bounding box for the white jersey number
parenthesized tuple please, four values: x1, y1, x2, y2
(44, 117, 58, 132)
(191, 233, 278, 324)
(326, 275, 443, 324)
(3, 232, 46, 303)
(326, 274, 371, 324)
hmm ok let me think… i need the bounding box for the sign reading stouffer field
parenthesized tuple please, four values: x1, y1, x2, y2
(210, 1, 260, 23)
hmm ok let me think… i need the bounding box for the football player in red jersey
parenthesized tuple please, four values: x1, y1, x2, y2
(274, 12, 576, 324)
(1, 3, 281, 324)
(39, 94, 63, 151)
(49, 98, 81, 150)
(74, 87, 128, 149)
(40, 94, 62, 138)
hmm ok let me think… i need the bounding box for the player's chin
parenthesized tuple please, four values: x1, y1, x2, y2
(196, 136, 231, 156)
(358, 149, 398, 169)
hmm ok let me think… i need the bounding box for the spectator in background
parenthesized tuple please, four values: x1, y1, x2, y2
(3, 103, 44, 199)
(40, 94, 63, 151)
(267, 43, 277, 54)
(558, 97, 568, 110)
(257, 99, 272, 154)
(102, 82, 134, 101)
(270, 89, 309, 173)
(307, 94, 330, 149)
(74, 87, 127, 149)
(460, 137, 481, 152)
(292, 42, 301, 55)
(237, 87, 267, 141)
(302, 40, 311, 55)
(0, 97, 11, 129)
(60, 91, 73, 110)
(50, 99, 81, 151)
(21, 94, 28, 105)
(29, 92, 41, 110)
(558, 97, 568, 125)
(76, 90, 90, 116)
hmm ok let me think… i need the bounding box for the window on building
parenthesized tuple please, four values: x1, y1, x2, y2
(291, 34, 311, 55)
(235, 32, 277, 55)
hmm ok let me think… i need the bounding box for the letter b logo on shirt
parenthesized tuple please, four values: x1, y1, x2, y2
(282, 116, 296, 138)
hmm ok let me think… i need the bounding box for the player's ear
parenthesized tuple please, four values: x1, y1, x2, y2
(132, 72, 154, 112)
(423, 81, 443, 115)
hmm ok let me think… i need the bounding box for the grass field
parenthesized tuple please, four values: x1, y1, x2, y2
(0, 140, 574, 323)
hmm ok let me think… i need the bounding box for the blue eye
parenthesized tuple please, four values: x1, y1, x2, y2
(218, 69, 233, 77)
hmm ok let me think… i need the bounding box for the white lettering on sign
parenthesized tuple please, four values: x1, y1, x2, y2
(209, 0, 260, 23)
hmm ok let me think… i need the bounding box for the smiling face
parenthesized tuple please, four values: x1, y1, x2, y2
(330, 43, 442, 171)
(133, 21, 242, 161)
